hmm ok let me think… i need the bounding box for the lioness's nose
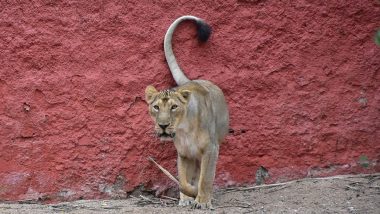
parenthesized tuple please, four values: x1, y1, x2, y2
(159, 124, 169, 130)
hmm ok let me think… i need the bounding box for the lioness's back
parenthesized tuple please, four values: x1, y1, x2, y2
(192, 80, 229, 143)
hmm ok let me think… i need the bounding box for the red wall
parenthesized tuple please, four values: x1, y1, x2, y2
(1, 0, 379, 202)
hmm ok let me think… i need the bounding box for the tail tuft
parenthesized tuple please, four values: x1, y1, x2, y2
(196, 19, 212, 42)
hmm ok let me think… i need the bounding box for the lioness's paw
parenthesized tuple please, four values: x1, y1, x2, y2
(179, 192, 194, 207)
(178, 198, 194, 207)
(191, 200, 214, 210)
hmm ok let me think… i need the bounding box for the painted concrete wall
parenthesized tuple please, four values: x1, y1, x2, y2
(0, 0, 379, 202)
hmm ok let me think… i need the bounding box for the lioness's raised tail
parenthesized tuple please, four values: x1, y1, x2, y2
(164, 15, 212, 86)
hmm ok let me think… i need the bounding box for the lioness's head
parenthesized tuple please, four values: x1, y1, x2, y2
(145, 85, 190, 141)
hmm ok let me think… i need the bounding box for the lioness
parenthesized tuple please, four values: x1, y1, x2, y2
(145, 15, 229, 209)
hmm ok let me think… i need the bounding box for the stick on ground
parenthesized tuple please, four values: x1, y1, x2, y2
(224, 173, 380, 193)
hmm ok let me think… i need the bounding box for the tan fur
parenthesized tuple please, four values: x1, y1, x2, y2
(145, 16, 229, 209)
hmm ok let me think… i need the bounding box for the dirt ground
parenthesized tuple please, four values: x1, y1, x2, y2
(1, 173, 379, 214)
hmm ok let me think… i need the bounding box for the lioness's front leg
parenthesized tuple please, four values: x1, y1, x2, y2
(192, 144, 219, 209)
(178, 156, 198, 206)
(177, 155, 198, 206)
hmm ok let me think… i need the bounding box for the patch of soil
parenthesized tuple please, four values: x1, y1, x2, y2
(1, 174, 379, 213)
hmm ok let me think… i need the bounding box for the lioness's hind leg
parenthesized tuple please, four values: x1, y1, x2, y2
(187, 159, 200, 186)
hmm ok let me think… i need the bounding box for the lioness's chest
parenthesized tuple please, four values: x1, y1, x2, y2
(174, 134, 200, 159)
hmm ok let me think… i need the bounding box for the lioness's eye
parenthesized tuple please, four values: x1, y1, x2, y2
(153, 105, 159, 110)
(171, 105, 178, 110)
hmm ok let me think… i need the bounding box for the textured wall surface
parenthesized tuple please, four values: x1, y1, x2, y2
(0, 0, 379, 202)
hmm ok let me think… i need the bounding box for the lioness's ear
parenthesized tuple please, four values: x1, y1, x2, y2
(145, 85, 158, 104)
(177, 89, 191, 103)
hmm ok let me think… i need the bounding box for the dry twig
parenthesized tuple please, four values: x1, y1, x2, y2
(161, 195, 178, 201)
(139, 195, 161, 205)
(224, 173, 380, 193)
(148, 157, 179, 185)
(225, 182, 289, 193)
(345, 185, 360, 191)
(216, 204, 251, 209)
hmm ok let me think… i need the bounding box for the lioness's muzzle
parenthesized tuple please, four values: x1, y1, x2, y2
(159, 132, 176, 138)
